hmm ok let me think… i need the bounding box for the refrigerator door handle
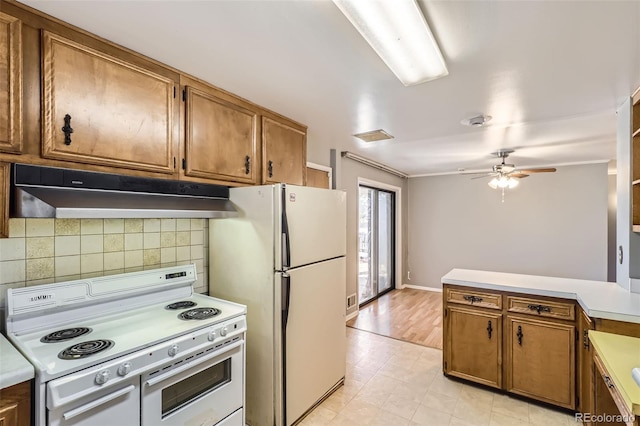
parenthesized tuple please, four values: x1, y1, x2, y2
(282, 272, 291, 328)
(281, 186, 291, 269)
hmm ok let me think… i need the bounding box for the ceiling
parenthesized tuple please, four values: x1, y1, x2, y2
(18, 0, 640, 176)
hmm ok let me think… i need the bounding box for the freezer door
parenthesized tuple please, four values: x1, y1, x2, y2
(284, 257, 346, 425)
(281, 185, 346, 269)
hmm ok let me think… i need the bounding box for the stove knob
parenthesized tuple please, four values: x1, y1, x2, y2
(117, 362, 132, 377)
(208, 331, 216, 341)
(95, 370, 111, 385)
(168, 344, 180, 357)
(219, 327, 228, 337)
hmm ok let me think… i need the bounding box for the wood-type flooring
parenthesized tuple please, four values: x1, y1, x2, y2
(346, 288, 443, 350)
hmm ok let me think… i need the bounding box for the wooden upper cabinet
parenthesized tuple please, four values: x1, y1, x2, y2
(0, 12, 22, 154)
(0, 162, 9, 238)
(184, 85, 258, 184)
(42, 31, 175, 174)
(262, 116, 306, 185)
(306, 167, 330, 189)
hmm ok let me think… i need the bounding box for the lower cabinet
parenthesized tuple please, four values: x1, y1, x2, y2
(443, 285, 576, 410)
(445, 306, 502, 388)
(0, 380, 31, 426)
(506, 316, 575, 408)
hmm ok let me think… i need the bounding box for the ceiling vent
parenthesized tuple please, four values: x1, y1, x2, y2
(353, 129, 394, 142)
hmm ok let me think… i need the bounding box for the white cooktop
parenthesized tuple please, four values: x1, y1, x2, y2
(5, 265, 246, 381)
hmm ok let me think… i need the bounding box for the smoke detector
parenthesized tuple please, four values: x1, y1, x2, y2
(461, 115, 492, 127)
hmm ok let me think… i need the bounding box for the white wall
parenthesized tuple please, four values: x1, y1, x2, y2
(407, 163, 609, 289)
(337, 157, 408, 316)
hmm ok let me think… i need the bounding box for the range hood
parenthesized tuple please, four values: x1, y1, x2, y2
(12, 164, 238, 219)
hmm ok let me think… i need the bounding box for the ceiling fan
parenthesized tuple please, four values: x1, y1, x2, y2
(464, 150, 556, 195)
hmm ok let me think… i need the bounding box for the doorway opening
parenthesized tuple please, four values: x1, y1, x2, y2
(358, 185, 396, 306)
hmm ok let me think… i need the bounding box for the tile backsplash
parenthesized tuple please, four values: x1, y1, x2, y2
(0, 218, 209, 305)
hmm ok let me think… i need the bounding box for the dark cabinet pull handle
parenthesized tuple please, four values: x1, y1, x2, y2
(604, 375, 615, 389)
(517, 325, 523, 345)
(527, 304, 551, 314)
(268, 160, 274, 178)
(463, 295, 483, 304)
(487, 320, 493, 339)
(62, 114, 74, 145)
(245, 156, 251, 174)
(583, 330, 589, 349)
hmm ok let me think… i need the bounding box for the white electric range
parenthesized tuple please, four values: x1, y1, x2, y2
(4, 264, 246, 426)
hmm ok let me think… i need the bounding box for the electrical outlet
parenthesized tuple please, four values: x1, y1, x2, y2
(346, 294, 357, 309)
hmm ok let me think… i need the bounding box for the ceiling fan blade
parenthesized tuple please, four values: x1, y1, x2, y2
(516, 168, 556, 174)
(459, 170, 493, 175)
(471, 173, 497, 180)
(509, 172, 530, 179)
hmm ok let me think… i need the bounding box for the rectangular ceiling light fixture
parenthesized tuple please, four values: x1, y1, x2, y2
(333, 0, 448, 86)
(353, 129, 394, 142)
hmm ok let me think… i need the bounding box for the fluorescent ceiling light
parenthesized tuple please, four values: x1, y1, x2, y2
(333, 0, 448, 86)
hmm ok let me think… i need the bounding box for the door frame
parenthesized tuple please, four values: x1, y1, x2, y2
(357, 177, 402, 302)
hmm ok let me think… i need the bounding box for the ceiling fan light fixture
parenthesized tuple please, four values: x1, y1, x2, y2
(332, 0, 448, 86)
(488, 175, 518, 190)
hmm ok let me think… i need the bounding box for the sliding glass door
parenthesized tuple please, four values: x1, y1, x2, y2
(358, 185, 395, 306)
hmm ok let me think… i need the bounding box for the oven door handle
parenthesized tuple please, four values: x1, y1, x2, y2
(62, 385, 136, 420)
(145, 340, 243, 388)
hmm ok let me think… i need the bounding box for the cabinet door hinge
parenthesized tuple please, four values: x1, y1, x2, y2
(182, 158, 186, 170)
(173, 86, 176, 98)
(444, 309, 448, 318)
(173, 157, 176, 169)
(575, 329, 578, 341)
(182, 89, 187, 102)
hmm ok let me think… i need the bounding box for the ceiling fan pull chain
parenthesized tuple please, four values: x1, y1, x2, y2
(501, 188, 505, 203)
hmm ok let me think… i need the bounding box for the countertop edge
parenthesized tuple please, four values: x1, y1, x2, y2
(0, 334, 35, 390)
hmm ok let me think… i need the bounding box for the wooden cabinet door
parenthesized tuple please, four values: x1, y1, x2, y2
(506, 316, 575, 409)
(578, 309, 594, 417)
(0, 162, 9, 238)
(0, 381, 30, 426)
(0, 12, 21, 153)
(306, 167, 330, 189)
(184, 86, 257, 183)
(262, 116, 306, 185)
(445, 306, 502, 388)
(42, 31, 175, 174)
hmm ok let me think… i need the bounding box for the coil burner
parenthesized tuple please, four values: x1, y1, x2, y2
(178, 308, 221, 320)
(58, 340, 115, 360)
(165, 301, 197, 310)
(40, 327, 92, 343)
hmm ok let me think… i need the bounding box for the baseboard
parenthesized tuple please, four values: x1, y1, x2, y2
(402, 284, 442, 292)
(346, 311, 358, 322)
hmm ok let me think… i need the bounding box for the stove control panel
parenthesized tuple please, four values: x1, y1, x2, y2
(95, 370, 110, 385)
(208, 331, 216, 341)
(220, 326, 228, 337)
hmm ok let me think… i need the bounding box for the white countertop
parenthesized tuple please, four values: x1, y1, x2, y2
(0, 333, 34, 389)
(442, 269, 640, 324)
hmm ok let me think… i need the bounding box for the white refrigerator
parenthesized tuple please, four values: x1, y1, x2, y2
(208, 184, 347, 426)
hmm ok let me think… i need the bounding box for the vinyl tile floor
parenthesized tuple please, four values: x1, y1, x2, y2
(300, 327, 579, 426)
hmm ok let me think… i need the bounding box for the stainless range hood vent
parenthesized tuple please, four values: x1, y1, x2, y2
(12, 164, 238, 219)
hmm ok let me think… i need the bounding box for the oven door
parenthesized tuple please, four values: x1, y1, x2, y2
(141, 340, 244, 426)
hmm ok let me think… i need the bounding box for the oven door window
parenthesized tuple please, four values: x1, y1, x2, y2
(162, 358, 231, 417)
